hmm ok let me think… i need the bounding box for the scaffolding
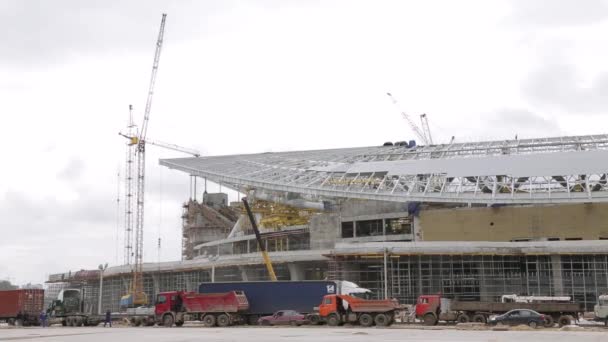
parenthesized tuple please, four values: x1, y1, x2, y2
(330, 253, 608, 311)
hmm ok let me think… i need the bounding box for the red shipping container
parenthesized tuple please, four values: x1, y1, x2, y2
(0, 289, 45, 319)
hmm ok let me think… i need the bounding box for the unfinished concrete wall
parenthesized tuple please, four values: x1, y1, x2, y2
(420, 203, 608, 241)
(309, 213, 340, 250)
(338, 199, 408, 218)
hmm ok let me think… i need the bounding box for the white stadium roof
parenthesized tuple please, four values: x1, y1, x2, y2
(160, 134, 608, 204)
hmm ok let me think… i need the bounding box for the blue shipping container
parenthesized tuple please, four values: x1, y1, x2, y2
(198, 281, 337, 315)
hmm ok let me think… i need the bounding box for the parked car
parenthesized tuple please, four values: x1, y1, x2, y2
(488, 309, 546, 328)
(258, 310, 308, 326)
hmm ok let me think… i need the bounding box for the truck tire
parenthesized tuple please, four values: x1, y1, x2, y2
(163, 314, 174, 327)
(423, 313, 437, 326)
(203, 314, 216, 327)
(457, 314, 469, 324)
(217, 314, 230, 327)
(76, 318, 84, 327)
(327, 314, 340, 326)
(374, 313, 389, 327)
(472, 314, 486, 324)
(309, 314, 320, 325)
(543, 315, 554, 328)
(61, 320, 67, 327)
(558, 315, 570, 327)
(359, 314, 373, 327)
(7, 318, 15, 326)
(247, 315, 259, 325)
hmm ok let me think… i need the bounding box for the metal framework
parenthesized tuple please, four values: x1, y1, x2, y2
(160, 134, 608, 204)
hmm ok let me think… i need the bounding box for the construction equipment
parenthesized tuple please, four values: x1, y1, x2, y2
(419, 113, 433, 145)
(123, 105, 137, 266)
(313, 294, 400, 327)
(156, 291, 249, 327)
(386, 92, 433, 145)
(120, 13, 167, 308)
(241, 198, 277, 281)
(415, 293, 581, 327)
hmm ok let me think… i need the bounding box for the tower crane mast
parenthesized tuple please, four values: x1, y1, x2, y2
(124, 13, 167, 307)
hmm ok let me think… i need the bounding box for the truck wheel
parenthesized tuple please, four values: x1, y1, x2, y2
(309, 315, 320, 325)
(61, 320, 67, 326)
(163, 314, 175, 327)
(327, 314, 340, 326)
(423, 313, 437, 326)
(457, 314, 469, 323)
(359, 314, 373, 327)
(528, 321, 537, 329)
(558, 315, 570, 327)
(76, 318, 84, 327)
(543, 315, 554, 328)
(7, 318, 15, 326)
(472, 314, 486, 324)
(217, 314, 230, 327)
(247, 315, 259, 325)
(374, 313, 389, 327)
(203, 314, 216, 327)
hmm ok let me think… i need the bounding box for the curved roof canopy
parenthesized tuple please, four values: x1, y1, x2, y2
(160, 134, 608, 204)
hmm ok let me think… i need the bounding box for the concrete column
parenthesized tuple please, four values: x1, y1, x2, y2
(551, 255, 564, 296)
(288, 263, 306, 281)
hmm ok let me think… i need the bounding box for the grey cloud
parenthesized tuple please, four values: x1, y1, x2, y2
(486, 108, 562, 139)
(58, 157, 85, 180)
(505, 0, 608, 28)
(0, 0, 229, 66)
(523, 64, 608, 114)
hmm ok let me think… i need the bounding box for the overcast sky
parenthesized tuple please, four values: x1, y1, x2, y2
(1, 0, 607, 285)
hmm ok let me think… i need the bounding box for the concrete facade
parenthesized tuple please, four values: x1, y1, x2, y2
(420, 203, 608, 242)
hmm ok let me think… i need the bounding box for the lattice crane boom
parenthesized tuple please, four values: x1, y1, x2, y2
(131, 13, 166, 307)
(145, 139, 200, 157)
(386, 92, 430, 145)
(420, 113, 433, 145)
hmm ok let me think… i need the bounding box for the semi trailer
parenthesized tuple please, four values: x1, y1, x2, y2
(198, 280, 370, 325)
(415, 294, 582, 327)
(0, 289, 44, 326)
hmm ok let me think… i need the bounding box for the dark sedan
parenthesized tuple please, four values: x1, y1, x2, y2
(258, 310, 308, 326)
(488, 309, 546, 328)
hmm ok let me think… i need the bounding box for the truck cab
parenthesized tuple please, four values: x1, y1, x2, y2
(155, 291, 182, 318)
(415, 294, 441, 319)
(594, 295, 608, 324)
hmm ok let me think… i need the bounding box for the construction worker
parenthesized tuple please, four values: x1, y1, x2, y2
(104, 310, 112, 327)
(39, 311, 48, 327)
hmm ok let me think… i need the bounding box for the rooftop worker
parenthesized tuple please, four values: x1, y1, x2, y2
(104, 310, 112, 327)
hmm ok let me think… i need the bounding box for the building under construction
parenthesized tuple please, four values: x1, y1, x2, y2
(48, 134, 608, 312)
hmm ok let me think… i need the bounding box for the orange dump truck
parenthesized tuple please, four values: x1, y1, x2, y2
(310, 294, 400, 327)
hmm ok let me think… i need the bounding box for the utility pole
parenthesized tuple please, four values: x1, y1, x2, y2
(98, 263, 108, 315)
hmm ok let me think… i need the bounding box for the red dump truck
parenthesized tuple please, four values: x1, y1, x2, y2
(0, 289, 44, 326)
(155, 291, 249, 327)
(312, 294, 400, 327)
(416, 294, 582, 327)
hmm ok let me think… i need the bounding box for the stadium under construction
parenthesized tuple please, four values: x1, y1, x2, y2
(47, 134, 608, 313)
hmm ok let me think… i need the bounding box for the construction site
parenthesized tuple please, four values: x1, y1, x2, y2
(34, 13, 608, 330)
